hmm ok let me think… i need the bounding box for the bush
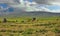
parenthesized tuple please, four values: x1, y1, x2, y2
(19, 30, 23, 33)
(10, 25, 16, 27)
(53, 28, 60, 33)
(32, 18, 36, 21)
(0, 21, 1, 23)
(36, 29, 48, 34)
(35, 23, 51, 26)
(21, 21, 25, 23)
(22, 29, 34, 35)
(3, 18, 7, 23)
(9, 34, 14, 36)
(0, 34, 2, 36)
(7, 30, 17, 33)
(0, 30, 6, 32)
(16, 20, 18, 22)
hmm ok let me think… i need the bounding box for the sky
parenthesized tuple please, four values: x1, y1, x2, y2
(0, 3, 8, 8)
(33, 0, 60, 13)
(0, 0, 60, 13)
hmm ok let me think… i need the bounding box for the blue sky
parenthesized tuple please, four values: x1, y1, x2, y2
(47, 5, 60, 10)
(0, 3, 8, 8)
(0, 3, 14, 12)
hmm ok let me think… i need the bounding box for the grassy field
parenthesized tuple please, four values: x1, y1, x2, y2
(0, 17, 60, 36)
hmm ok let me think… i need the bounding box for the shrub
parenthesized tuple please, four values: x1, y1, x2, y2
(32, 18, 36, 21)
(11, 30, 17, 33)
(16, 20, 18, 22)
(3, 18, 7, 23)
(53, 28, 60, 33)
(0, 34, 2, 36)
(0, 21, 1, 23)
(21, 21, 25, 23)
(0, 30, 6, 32)
(34, 23, 51, 26)
(7, 30, 17, 33)
(36, 29, 48, 34)
(10, 25, 16, 27)
(9, 34, 14, 36)
(22, 29, 34, 35)
(19, 30, 23, 33)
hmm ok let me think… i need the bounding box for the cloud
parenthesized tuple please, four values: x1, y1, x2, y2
(38, 5, 60, 13)
(0, 0, 60, 13)
(0, 0, 20, 4)
(25, 4, 60, 13)
(0, 0, 60, 5)
(24, 0, 60, 13)
(33, 0, 60, 4)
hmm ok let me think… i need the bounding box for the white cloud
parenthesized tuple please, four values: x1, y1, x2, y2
(25, 4, 60, 13)
(0, 0, 60, 13)
(50, 2, 60, 6)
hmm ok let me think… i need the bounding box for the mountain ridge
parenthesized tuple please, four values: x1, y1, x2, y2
(0, 11, 60, 17)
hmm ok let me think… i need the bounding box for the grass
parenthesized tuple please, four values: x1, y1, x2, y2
(0, 17, 60, 36)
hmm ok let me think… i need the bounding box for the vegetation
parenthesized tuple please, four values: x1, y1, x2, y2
(0, 17, 60, 36)
(3, 18, 7, 23)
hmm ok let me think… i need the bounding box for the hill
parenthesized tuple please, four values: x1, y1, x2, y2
(0, 11, 60, 17)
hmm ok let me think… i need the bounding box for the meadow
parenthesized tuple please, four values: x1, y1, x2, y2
(0, 16, 60, 36)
